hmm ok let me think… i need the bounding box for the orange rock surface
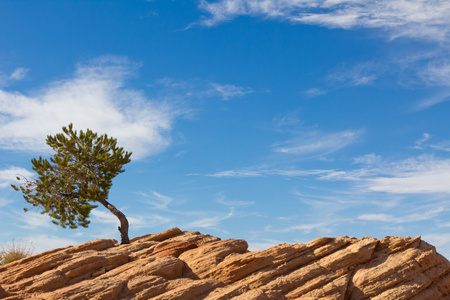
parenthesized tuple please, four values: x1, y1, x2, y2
(1, 228, 449, 299)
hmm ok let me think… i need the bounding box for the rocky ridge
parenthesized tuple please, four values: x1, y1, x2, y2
(1, 227, 449, 299)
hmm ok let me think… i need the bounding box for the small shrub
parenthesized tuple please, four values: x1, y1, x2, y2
(0, 238, 34, 265)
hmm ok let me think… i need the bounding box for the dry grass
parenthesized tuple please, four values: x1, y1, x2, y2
(0, 238, 34, 265)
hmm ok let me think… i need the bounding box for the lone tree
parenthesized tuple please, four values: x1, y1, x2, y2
(12, 124, 132, 244)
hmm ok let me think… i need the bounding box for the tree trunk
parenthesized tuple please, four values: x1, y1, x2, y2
(97, 198, 130, 244)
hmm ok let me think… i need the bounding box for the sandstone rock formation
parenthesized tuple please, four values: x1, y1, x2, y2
(1, 227, 449, 299)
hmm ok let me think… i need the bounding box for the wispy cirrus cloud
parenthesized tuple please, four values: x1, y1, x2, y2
(431, 141, 450, 152)
(154, 77, 254, 101)
(414, 90, 450, 111)
(9, 68, 29, 80)
(358, 206, 444, 223)
(265, 222, 327, 234)
(422, 233, 450, 248)
(304, 59, 389, 97)
(353, 153, 382, 165)
(356, 213, 392, 222)
(411, 133, 450, 152)
(0, 198, 12, 208)
(200, 0, 450, 114)
(206, 167, 330, 178)
(367, 166, 450, 194)
(311, 47, 450, 104)
(395, 52, 450, 110)
(328, 62, 379, 87)
(185, 208, 234, 229)
(412, 133, 431, 149)
(209, 82, 254, 100)
(137, 191, 173, 210)
(201, 127, 362, 179)
(265, 218, 348, 235)
(199, 0, 450, 41)
(0, 67, 29, 87)
(421, 60, 450, 86)
(273, 129, 363, 156)
(329, 155, 450, 195)
(303, 87, 327, 97)
(215, 192, 255, 206)
(206, 153, 450, 197)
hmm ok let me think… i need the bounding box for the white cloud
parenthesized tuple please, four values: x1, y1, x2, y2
(205, 167, 329, 178)
(273, 129, 362, 156)
(0, 197, 12, 208)
(209, 83, 254, 100)
(137, 191, 172, 209)
(314, 155, 450, 195)
(206, 169, 264, 178)
(23, 234, 77, 254)
(399, 206, 444, 222)
(19, 211, 54, 230)
(0, 67, 29, 87)
(422, 60, 450, 86)
(0, 167, 34, 188)
(353, 153, 382, 165)
(127, 214, 172, 230)
(413, 133, 431, 149)
(199, 0, 450, 41)
(185, 208, 234, 229)
(414, 90, 450, 111)
(303, 88, 327, 97)
(410, 133, 450, 152)
(328, 62, 379, 87)
(273, 112, 302, 128)
(367, 158, 450, 194)
(0, 56, 184, 159)
(154, 77, 254, 101)
(431, 140, 450, 152)
(91, 209, 119, 225)
(437, 222, 450, 228)
(358, 207, 444, 223)
(91, 209, 171, 230)
(357, 213, 393, 222)
(215, 192, 255, 206)
(9, 68, 29, 80)
(265, 221, 335, 235)
(422, 233, 450, 248)
(205, 154, 450, 197)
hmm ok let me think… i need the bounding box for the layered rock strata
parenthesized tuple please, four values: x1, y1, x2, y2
(1, 227, 449, 299)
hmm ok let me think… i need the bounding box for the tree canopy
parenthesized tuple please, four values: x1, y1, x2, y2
(12, 124, 132, 244)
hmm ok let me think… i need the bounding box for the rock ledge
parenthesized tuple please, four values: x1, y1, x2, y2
(1, 228, 449, 299)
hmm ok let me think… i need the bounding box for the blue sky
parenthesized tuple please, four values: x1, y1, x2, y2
(2, 0, 450, 258)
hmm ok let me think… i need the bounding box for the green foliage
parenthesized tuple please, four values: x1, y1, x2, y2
(12, 124, 132, 230)
(0, 238, 34, 265)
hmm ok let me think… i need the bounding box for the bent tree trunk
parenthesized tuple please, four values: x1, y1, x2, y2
(97, 198, 130, 244)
